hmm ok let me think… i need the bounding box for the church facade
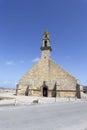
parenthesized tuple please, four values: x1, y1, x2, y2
(16, 31, 80, 98)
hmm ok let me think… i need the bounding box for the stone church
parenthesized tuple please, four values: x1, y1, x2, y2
(16, 31, 80, 98)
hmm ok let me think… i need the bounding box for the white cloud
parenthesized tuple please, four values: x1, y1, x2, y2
(5, 60, 25, 66)
(32, 58, 40, 63)
(5, 61, 15, 65)
(0, 80, 17, 88)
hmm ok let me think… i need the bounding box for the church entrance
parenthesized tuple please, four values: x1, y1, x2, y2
(41, 81, 48, 97)
(43, 86, 48, 97)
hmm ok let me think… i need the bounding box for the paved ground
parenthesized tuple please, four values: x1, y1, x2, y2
(0, 101, 87, 130)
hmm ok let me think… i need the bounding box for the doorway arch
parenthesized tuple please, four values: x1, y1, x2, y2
(43, 86, 48, 97)
(41, 81, 48, 97)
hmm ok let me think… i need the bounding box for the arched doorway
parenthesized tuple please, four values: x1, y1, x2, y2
(41, 81, 48, 97)
(43, 86, 48, 97)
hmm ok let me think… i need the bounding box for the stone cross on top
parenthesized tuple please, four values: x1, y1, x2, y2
(43, 30, 50, 39)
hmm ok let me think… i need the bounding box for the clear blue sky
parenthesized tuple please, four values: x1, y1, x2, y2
(0, 0, 87, 88)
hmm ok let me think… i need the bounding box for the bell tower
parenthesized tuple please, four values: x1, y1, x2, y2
(40, 30, 52, 59)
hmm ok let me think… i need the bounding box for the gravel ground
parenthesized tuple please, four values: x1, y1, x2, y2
(0, 100, 87, 130)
